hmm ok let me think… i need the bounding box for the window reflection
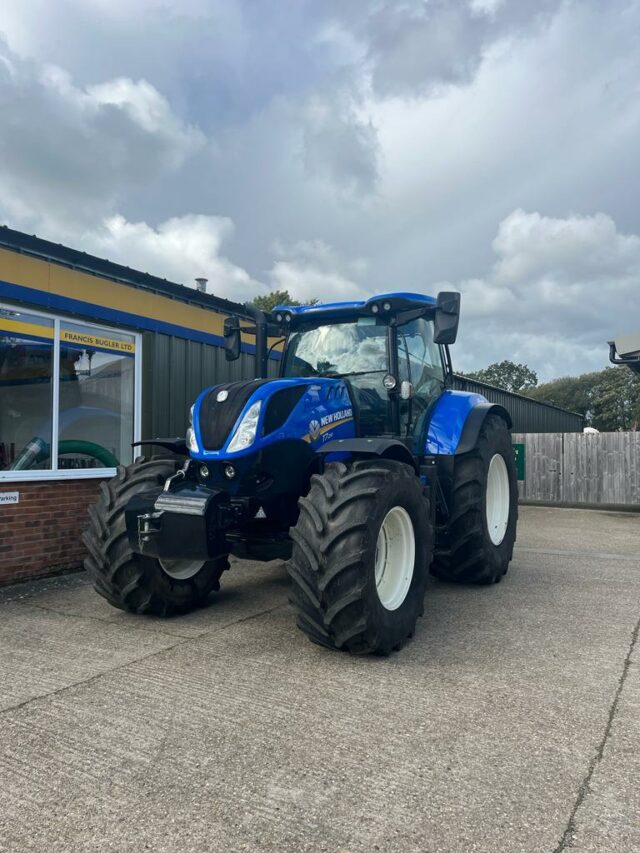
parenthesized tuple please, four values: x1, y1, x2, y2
(0, 309, 53, 470)
(0, 307, 137, 473)
(58, 322, 135, 468)
(397, 318, 444, 436)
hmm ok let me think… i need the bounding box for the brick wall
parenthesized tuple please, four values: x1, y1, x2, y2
(0, 479, 105, 585)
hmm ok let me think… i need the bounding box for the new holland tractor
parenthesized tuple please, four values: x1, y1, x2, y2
(84, 292, 518, 654)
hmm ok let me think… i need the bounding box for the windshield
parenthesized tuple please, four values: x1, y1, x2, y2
(281, 315, 444, 439)
(282, 320, 388, 377)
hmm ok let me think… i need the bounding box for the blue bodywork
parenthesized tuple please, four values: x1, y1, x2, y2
(189, 291, 502, 475)
(190, 378, 356, 458)
(189, 377, 492, 467)
(425, 391, 489, 455)
(273, 292, 437, 318)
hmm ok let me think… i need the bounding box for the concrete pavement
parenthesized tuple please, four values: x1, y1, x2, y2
(0, 506, 638, 852)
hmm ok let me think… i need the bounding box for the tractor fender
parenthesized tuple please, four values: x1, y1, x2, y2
(425, 391, 512, 456)
(455, 403, 512, 455)
(318, 437, 418, 471)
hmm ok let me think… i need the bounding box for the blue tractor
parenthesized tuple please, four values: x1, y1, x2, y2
(84, 292, 518, 654)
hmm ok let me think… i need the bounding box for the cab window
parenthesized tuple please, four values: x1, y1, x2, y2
(397, 317, 444, 436)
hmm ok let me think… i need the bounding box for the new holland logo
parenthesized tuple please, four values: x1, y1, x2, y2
(308, 419, 321, 441)
(305, 408, 353, 443)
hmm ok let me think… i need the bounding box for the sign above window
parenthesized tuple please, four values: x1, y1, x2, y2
(60, 328, 136, 355)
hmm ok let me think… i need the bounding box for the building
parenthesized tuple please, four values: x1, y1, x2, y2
(453, 375, 584, 433)
(0, 226, 582, 585)
(0, 226, 261, 585)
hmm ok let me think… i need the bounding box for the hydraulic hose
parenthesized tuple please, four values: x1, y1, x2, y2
(10, 438, 119, 470)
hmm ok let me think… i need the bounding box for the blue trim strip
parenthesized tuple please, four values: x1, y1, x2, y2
(0, 279, 261, 355)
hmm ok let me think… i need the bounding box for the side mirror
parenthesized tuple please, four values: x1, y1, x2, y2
(433, 291, 461, 345)
(224, 316, 241, 361)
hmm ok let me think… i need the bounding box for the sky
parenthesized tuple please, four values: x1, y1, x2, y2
(0, 0, 639, 380)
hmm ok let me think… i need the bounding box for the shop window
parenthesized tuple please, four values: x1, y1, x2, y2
(0, 304, 139, 477)
(58, 321, 136, 470)
(0, 308, 54, 470)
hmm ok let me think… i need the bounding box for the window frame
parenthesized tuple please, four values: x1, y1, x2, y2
(396, 316, 446, 388)
(0, 301, 142, 482)
(396, 316, 446, 438)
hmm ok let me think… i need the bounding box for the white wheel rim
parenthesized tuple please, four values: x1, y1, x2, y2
(486, 454, 510, 546)
(159, 558, 205, 580)
(374, 506, 415, 611)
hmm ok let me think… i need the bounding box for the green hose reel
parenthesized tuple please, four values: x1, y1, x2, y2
(10, 438, 119, 470)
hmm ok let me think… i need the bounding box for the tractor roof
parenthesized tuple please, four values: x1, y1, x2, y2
(272, 292, 436, 324)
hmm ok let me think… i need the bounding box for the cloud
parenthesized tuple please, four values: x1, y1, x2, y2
(269, 239, 369, 303)
(321, 0, 561, 98)
(301, 93, 379, 195)
(0, 1, 640, 381)
(491, 210, 640, 284)
(452, 210, 640, 379)
(86, 77, 201, 166)
(0, 0, 335, 129)
(81, 214, 263, 302)
(0, 40, 204, 229)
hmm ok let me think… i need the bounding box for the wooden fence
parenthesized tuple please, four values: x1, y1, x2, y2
(512, 432, 640, 507)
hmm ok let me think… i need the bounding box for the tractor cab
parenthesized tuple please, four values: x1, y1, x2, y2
(225, 291, 461, 444)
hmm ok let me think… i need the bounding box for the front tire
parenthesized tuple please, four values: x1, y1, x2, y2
(432, 414, 518, 584)
(83, 456, 228, 615)
(287, 460, 433, 654)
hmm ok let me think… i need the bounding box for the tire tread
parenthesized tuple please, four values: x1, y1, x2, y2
(432, 415, 518, 584)
(83, 455, 228, 615)
(288, 460, 432, 654)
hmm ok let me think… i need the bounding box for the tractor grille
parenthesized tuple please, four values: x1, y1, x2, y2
(198, 379, 270, 451)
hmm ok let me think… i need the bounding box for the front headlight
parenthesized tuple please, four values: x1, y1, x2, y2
(187, 427, 198, 452)
(227, 401, 262, 453)
(187, 404, 198, 452)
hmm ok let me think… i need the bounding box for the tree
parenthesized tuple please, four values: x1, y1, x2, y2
(596, 368, 640, 430)
(528, 367, 640, 431)
(251, 290, 318, 312)
(526, 373, 593, 417)
(465, 360, 538, 393)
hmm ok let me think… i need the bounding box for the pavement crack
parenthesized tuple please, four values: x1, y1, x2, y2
(0, 602, 286, 718)
(553, 612, 640, 852)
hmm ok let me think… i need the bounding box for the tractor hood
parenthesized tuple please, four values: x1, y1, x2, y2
(189, 377, 356, 461)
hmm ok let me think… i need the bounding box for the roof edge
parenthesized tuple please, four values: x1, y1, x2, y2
(0, 224, 252, 319)
(453, 373, 585, 419)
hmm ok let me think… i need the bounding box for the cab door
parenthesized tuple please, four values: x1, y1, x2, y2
(397, 317, 445, 438)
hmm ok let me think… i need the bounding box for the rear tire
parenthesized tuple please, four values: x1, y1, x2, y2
(432, 414, 517, 584)
(287, 459, 433, 654)
(83, 456, 228, 615)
